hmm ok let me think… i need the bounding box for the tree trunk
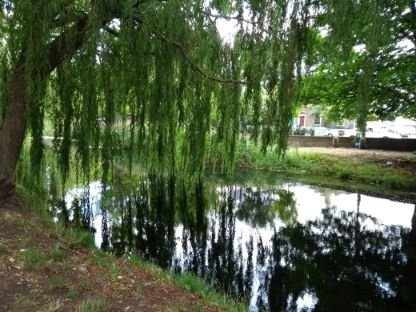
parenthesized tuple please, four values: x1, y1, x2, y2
(359, 137, 366, 149)
(0, 66, 27, 205)
(0, 6, 119, 208)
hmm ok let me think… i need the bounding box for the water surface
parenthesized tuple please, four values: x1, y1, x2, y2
(58, 176, 416, 311)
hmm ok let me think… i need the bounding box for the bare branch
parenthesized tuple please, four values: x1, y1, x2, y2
(117, 12, 247, 85)
(201, 10, 270, 35)
(154, 32, 247, 85)
(50, 10, 88, 29)
(45, 3, 119, 75)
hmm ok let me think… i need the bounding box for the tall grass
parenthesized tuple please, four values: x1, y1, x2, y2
(77, 298, 110, 312)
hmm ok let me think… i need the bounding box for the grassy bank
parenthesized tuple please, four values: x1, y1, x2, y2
(0, 190, 246, 312)
(235, 142, 416, 193)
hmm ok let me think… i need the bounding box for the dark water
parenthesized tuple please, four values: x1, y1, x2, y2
(57, 176, 416, 311)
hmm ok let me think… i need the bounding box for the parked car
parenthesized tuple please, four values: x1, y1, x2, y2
(355, 127, 403, 138)
(328, 127, 346, 137)
(366, 128, 402, 138)
(398, 125, 416, 138)
(293, 127, 308, 135)
(344, 128, 359, 137)
(312, 126, 330, 136)
(329, 128, 407, 139)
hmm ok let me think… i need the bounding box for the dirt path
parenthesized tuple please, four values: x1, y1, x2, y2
(0, 209, 224, 312)
(291, 147, 416, 175)
(292, 147, 415, 160)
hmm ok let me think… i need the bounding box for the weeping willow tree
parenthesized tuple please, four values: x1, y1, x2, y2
(0, 0, 400, 206)
(0, 0, 314, 205)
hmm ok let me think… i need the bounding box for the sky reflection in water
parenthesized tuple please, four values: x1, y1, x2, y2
(61, 178, 416, 312)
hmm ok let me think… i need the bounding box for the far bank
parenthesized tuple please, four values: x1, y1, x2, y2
(234, 143, 416, 198)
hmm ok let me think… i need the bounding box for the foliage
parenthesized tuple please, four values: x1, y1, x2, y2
(301, 51, 416, 123)
(300, 0, 416, 129)
(0, 0, 412, 193)
(0, 0, 313, 189)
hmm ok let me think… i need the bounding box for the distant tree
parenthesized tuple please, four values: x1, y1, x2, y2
(300, 0, 416, 138)
(301, 50, 416, 124)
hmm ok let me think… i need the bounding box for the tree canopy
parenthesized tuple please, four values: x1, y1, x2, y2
(300, 0, 416, 127)
(0, 0, 310, 190)
(0, 0, 414, 202)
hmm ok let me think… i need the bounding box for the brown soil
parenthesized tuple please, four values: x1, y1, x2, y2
(0, 208, 223, 312)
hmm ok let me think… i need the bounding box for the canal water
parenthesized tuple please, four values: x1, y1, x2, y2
(57, 175, 416, 311)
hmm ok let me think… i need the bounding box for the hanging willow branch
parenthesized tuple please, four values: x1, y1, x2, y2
(0, 0, 322, 199)
(102, 15, 248, 85)
(152, 31, 248, 85)
(201, 11, 271, 35)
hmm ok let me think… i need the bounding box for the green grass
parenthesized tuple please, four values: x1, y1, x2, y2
(79, 279, 92, 290)
(235, 142, 416, 193)
(74, 231, 96, 249)
(49, 244, 65, 261)
(55, 223, 96, 250)
(172, 273, 247, 311)
(77, 298, 110, 312)
(22, 248, 47, 270)
(49, 275, 69, 290)
(0, 243, 7, 256)
(135, 286, 144, 302)
(125, 255, 247, 311)
(95, 253, 119, 280)
(15, 294, 34, 309)
(68, 289, 79, 300)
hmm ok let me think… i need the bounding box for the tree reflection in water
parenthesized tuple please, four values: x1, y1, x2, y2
(71, 177, 416, 311)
